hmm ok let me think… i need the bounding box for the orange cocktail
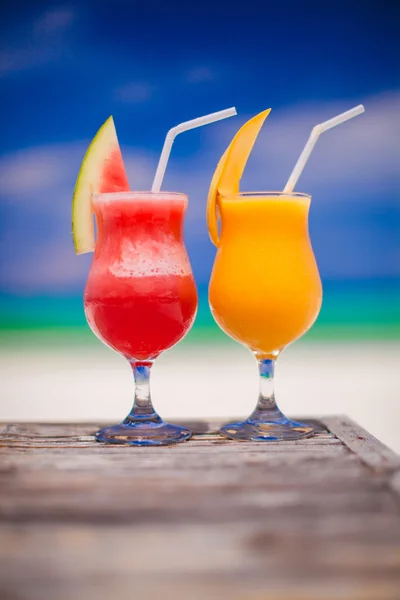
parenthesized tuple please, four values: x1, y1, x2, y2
(209, 192, 322, 359)
(209, 192, 322, 441)
(207, 103, 363, 441)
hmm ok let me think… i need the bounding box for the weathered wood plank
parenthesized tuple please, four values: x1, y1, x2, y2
(0, 418, 399, 600)
(2, 478, 397, 523)
(389, 470, 400, 500)
(320, 416, 400, 472)
(0, 523, 399, 600)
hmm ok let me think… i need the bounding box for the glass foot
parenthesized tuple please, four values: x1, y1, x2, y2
(219, 417, 315, 441)
(96, 419, 192, 446)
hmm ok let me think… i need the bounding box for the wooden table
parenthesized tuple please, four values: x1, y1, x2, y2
(1, 417, 399, 600)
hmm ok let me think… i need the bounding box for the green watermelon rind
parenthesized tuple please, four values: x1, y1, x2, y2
(72, 116, 122, 255)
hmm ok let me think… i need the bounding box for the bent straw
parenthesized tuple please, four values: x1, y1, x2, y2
(151, 107, 237, 192)
(283, 104, 365, 194)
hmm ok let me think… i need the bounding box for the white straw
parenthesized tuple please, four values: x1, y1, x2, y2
(151, 107, 237, 192)
(283, 104, 365, 194)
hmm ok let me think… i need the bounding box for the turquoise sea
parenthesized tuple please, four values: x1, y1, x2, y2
(1, 280, 398, 347)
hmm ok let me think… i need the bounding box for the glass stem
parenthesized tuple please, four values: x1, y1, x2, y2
(249, 358, 285, 423)
(123, 360, 161, 425)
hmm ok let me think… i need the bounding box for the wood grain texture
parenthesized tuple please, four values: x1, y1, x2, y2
(320, 415, 400, 472)
(0, 418, 399, 600)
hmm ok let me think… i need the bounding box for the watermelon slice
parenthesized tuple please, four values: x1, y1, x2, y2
(72, 116, 130, 254)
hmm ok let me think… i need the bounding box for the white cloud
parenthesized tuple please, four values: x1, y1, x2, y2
(33, 8, 75, 35)
(114, 82, 154, 103)
(1, 241, 91, 294)
(0, 48, 50, 76)
(0, 7, 75, 76)
(0, 143, 83, 201)
(123, 149, 157, 187)
(186, 67, 214, 83)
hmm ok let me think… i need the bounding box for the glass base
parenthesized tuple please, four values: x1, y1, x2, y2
(219, 416, 315, 442)
(96, 419, 192, 446)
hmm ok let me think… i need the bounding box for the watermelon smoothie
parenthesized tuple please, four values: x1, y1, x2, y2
(84, 192, 197, 361)
(72, 112, 232, 446)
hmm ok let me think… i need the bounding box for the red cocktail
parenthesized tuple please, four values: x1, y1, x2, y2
(84, 192, 197, 445)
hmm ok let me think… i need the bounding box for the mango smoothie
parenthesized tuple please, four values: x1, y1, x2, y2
(207, 104, 363, 441)
(209, 192, 322, 359)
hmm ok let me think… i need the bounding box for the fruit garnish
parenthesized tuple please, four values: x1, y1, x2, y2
(206, 109, 271, 247)
(72, 116, 129, 254)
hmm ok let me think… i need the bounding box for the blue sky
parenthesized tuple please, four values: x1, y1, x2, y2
(0, 0, 399, 300)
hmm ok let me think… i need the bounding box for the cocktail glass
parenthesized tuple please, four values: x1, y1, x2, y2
(209, 192, 322, 441)
(84, 191, 198, 445)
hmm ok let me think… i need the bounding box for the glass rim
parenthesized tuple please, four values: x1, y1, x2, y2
(220, 191, 311, 200)
(92, 191, 188, 202)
